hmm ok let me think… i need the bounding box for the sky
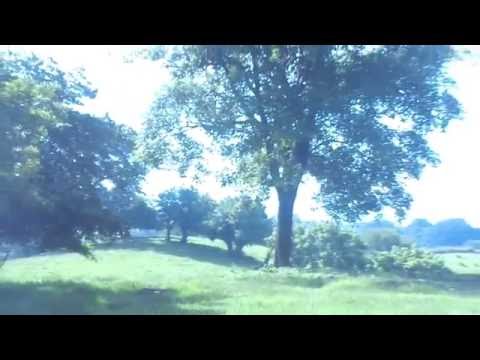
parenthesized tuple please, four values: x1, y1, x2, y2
(2, 45, 480, 227)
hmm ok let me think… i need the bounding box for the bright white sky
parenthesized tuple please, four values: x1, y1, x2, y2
(3, 45, 480, 227)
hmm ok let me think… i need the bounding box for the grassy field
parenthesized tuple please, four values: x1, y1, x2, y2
(1, 236, 480, 315)
(437, 252, 480, 274)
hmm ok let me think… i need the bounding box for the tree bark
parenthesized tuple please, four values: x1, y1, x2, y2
(274, 186, 298, 267)
(180, 227, 188, 244)
(165, 224, 172, 242)
(234, 242, 244, 257)
(226, 239, 234, 254)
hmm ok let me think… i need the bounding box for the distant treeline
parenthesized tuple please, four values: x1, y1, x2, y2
(354, 218, 480, 248)
(290, 216, 480, 248)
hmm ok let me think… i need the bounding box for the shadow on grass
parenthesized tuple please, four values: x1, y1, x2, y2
(245, 269, 339, 289)
(261, 268, 480, 294)
(99, 237, 262, 269)
(373, 273, 480, 296)
(273, 274, 329, 288)
(0, 280, 225, 315)
(439, 273, 480, 295)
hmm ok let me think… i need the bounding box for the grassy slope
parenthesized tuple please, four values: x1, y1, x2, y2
(1, 236, 480, 314)
(438, 253, 480, 274)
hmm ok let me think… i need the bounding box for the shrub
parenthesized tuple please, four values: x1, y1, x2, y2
(370, 245, 451, 279)
(292, 223, 369, 272)
(361, 229, 408, 251)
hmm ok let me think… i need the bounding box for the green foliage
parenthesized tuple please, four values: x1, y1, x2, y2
(1, 50, 144, 254)
(156, 188, 214, 243)
(371, 246, 452, 279)
(356, 219, 397, 234)
(361, 229, 408, 251)
(402, 218, 480, 247)
(0, 54, 81, 197)
(206, 195, 273, 254)
(234, 197, 273, 251)
(142, 45, 461, 221)
(402, 218, 433, 245)
(291, 223, 369, 272)
(141, 45, 461, 266)
(117, 198, 160, 230)
(0, 50, 96, 105)
(35, 111, 145, 251)
(0, 50, 95, 181)
(421, 219, 478, 247)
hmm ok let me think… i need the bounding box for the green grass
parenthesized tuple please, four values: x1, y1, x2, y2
(438, 252, 480, 274)
(1, 236, 480, 314)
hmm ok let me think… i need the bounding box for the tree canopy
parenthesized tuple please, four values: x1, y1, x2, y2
(1, 50, 96, 243)
(115, 197, 160, 231)
(141, 45, 461, 266)
(410, 218, 480, 247)
(156, 188, 214, 243)
(0, 51, 144, 254)
(1, 51, 95, 194)
(36, 111, 145, 250)
(206, 195, 273, 254)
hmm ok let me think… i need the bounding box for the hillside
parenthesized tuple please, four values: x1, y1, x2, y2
(1, 236, 480, 315)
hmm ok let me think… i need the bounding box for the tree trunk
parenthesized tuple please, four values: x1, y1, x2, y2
(165, 224, 172, 242)
(274, 186, 298, 267)
(226, 239, 234, 254)
(234, 242, 244, 257)
(224, 224, 235, 255)
(180, 227, 188, 244)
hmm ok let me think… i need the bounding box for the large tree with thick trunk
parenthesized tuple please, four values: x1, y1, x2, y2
(141, 45, 461, 266)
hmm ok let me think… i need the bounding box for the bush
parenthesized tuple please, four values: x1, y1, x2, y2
(370, 245, 451, 279)
(361, 229, 408, 251)
(292, 223, 369, 272)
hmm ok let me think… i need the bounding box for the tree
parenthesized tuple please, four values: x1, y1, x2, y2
(205, 205, 236, 253)
(156, 190, 180, 242)
(141, 45, 461, 266)
(401, 218, 480, 247)
(420, 219, 476, 247)
(206, 195, 273, 255)
(0, 50, 96, 243)
(291, 222, 369, 271)
(1, 50, 95, 175)
(361, 229, 406, 251)
(402, 218, 433, 245)
(35, 111, 145, 251)
(234, 196, 273, 254)
(156, 188, 214, 243)
(356, 219, 397, 235)
(117, 197, 160, 231)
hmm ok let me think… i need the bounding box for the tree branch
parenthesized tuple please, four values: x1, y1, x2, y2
(247, 48, 282, 183)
